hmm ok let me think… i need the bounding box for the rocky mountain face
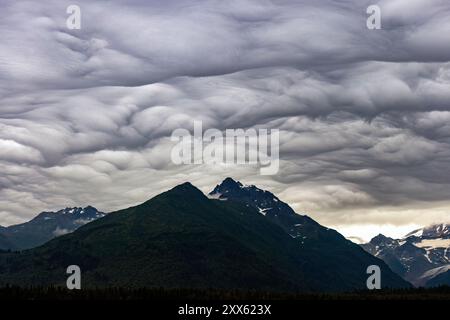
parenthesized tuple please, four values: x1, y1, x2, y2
(0, 206, 105, 250)
(361, 224, 450, 287)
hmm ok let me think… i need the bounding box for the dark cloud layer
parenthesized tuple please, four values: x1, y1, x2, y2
(1, 0, 450, 240)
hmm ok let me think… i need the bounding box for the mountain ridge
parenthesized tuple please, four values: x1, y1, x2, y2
(362, 223, 450, 287)
(0, 206, 105, 250)
(0, 179, 410, 292)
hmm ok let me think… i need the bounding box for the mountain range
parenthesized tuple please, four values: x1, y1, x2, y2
(0, 178, 409, 292)
(0, 206, 105, 251)
(361, 224, 450, 287)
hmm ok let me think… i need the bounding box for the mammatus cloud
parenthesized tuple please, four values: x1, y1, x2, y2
(0, 0, 450, 241)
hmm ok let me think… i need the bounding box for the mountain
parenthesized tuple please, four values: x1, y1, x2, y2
(209, 178, 410, 288)
(361, 224, 450, 287)
(420, 265, 450, 287)
(405, 224, 450, 239)
(0, 180, 410, 291)
(0, 233, 15, 251)
(0, 179, 409, 291)
(0, 206, 105, 250)
(210, 178, 331, 241)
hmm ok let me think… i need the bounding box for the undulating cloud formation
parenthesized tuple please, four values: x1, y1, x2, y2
(1, 0, 450, 241)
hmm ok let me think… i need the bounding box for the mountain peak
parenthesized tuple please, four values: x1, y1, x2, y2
(209, 179, 299, 219)
(209, 178, 244, 199)
(52, 206, 100, 216)
(370, 233, 390, 244)
(220, 177, 243, 189)
(166, 182, 206, 198)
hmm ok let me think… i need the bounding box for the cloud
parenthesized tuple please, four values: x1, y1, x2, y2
(53, 227, 71, 237)
(0, 139, 44, 164)
(0, 0, 450, 242)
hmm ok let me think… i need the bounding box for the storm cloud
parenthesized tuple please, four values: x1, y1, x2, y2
(1, 0, 450, 241)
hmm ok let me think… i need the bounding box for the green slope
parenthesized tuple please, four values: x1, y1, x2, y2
(0, 233, 15, 251)
(0, 183, 410, 292)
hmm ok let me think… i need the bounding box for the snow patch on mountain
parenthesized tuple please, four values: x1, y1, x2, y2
(257, 207, 271, 216)
(416, 239, 450, 249)
(420, 264, 450, 282)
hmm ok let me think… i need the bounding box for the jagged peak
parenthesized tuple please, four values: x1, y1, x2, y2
(57, 206, 99, 215)
(217, 177, 243, 189)
(210, 178, 269, 195)
(208, 178, 299, 218)
(369, 233, 395, 245)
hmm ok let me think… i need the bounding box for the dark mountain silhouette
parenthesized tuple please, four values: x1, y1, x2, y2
(0, 206, 105, 250)
(0, 180, 410, 292)
(209, 178, 411, 289)
(0, 232, 15, 251)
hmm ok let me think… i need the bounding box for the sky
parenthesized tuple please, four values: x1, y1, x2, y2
(1, 0, 450, 242)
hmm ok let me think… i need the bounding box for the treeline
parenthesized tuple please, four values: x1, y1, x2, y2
(1, 285, 450, 300)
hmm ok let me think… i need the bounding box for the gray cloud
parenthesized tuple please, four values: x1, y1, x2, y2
(0, 0, 450, 241)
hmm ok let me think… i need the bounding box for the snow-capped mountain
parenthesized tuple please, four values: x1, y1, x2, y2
(0, 180, 410, 291)
(209, 177, 322, 241)
(361, 224, 450, 287)
(0, 206, 106, 250)
(209, 177, 296, 217)
(207, 178, 413, 291)
(405, 224, 450, 240)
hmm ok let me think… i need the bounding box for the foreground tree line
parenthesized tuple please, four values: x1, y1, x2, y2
(1, 285, 450, 300)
